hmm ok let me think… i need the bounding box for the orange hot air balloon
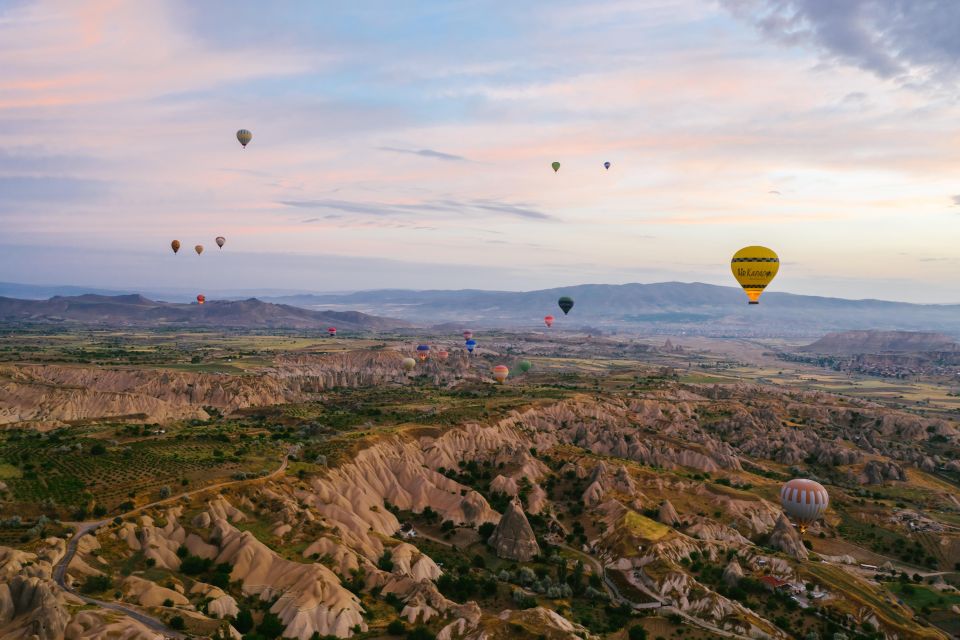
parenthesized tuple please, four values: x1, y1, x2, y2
(196, 294, 206, 305)
(171, 240, 181, 254)
(544, 315, 554, 328)
(195, 244, 204, 255)
(438, 350, 449, 361)
(492, 365, 509, 384)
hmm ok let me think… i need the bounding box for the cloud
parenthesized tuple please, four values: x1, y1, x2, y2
(378, 146, 468, 162)
(768, 190, 782, 195)
(952, 195, 960, 206)
(722, 0, 960, 87)
(279, 197, 554, 221)
(0, 176, 105, 209)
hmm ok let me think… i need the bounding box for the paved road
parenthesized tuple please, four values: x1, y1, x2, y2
(52, 450, 292, 638)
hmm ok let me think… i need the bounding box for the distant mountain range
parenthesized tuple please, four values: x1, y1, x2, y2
(0, 294, 409, 331)
(6, 282, 960, 337)
(800, 330, 959, 354)
(259, 282, 960, 337)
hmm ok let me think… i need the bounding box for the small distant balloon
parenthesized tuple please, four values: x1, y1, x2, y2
(401, 357, 416, 372)
(518, 360, 532, 373)
(196, 294, 205, 305)
(328, 327, 337, 337)
(237, 129, 252, 148)
(463, 330, 473, 341)
(492, 365, 509, 384)
(195, 245, 204, 255)
(544, 315, 554, 328)
(438, 350, 449, 361)
(603, 161, 611, 170)
(731, 246, 779, 304)
(465, 339, 476, 353)
(551, 161, 561, 173)
(558, 296, 574, 315)
(170, 240, 181, 254)
(416, 344, 431, 362)
(216, 236, 226, 249)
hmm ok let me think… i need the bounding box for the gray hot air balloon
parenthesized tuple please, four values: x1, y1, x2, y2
(236, 129, 252, 148)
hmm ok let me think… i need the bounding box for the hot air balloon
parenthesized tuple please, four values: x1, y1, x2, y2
(603, 161, 611, 170)
(416, 344, 430, 362)
(438, 350, 449, 361)
(551, 161, 560, 173)
(216, 236, 226, 249)
(518, 360, 532, 373)
(195, 244, 204, 255)
(463, 330, 473, 341)
(731, 246, 779, 304)
(544, 315, 554, 328)
(328, 327, 337, 337)
(237, 129, 252, 148)
(402, 357, 416, 372)
(558, 296, 574, 315)
(780, 479, 829, 534)
(196, 294, 205, 305)
(465, 339, 476, 354)
(492, 365, 509, 384)
(171, 240, 181, 254)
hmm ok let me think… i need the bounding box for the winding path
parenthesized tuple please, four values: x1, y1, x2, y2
(52, 450, 292, 638)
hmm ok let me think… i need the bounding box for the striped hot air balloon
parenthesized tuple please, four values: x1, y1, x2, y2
(328, 327, 337, 337)
(237, 129, 252, 148)
(492, 365, 509, 384)
(780, 479, 829, 534)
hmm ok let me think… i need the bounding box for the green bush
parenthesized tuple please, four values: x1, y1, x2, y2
(387, 620, 406, 635)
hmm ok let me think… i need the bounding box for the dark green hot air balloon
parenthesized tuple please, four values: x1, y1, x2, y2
(518, 360, 532, 373)
(558, 296, 574, 315)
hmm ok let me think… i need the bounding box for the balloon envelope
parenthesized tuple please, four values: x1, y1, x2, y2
(401, 357, 416, 372)
(463, 330, 473, 340)
(465, 339, 476, 353)
(216, 236, 226, 249)
(518, 360, 532, 373)
(328, 327, 337, 336)
(196, 294, 205, 305)
(195, 245, 204, 255)
(780, 479, 829, 533)
(492, 365, 509, 384)
(603, 161, 611, 170)
(551, 161, 560, 173)
(237, 129, 252, 148)
(171, 240, 180, 254)
(544, 315, 554, 328)
(416, 344, 430, 361)
(731, 246, 779, 304)
(558, 296, 574, 315)
(438, 350, 449, 361)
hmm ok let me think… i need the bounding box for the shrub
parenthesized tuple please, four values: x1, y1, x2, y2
(169, 616, 185, 630)
(387, 620, 406, 635)
(81, 574, 112, 594)
(628, 625, 648, 640)
(233, 609, 253, 633)
(163, 598, 174, 607)
(407, 626, 436, 640)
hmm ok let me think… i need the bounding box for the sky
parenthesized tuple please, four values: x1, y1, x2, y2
(2, 0, 959, 302)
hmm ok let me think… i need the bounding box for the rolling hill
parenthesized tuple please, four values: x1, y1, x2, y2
(261, 282, 960, 337)
(0, 294, 410, 330)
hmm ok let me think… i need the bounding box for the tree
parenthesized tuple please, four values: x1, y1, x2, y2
(387, 620, 406, 635)
(407, 626, 436, 640)
(90, 443, 107, 455)
(257, 612, 285, 639)
(233, 609, 253, 633)
(378, 550, 395, 572)
(628, 625, 648, 640)
(169, 616, 185, 630)
(158, 485, 171, 499)
(478, 522, 495, 539)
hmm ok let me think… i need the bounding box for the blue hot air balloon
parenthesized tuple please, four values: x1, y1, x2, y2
(416, 344, 431, 362)
(465, 339, 477, 353)
(603, 161, 611, 170)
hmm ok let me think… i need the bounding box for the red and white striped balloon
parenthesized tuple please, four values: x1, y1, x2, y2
(780, 478, 829, 532)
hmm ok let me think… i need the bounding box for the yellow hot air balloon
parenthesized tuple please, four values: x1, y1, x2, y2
(237, 129, 252, 148)
(195, 244, 204, 255)
(731, 246, 779, 304)
(401, 357, 416, 372)
(170, 240, 181, 254)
